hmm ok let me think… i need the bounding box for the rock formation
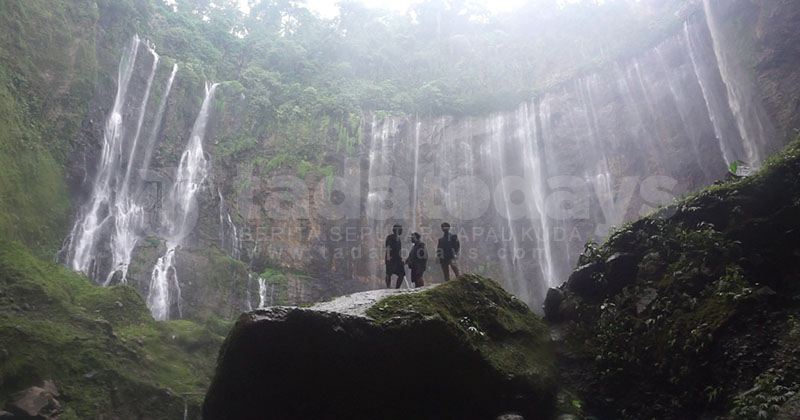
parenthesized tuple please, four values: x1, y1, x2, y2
(203, 275, 558, 419)
(545, 137, 800, 418)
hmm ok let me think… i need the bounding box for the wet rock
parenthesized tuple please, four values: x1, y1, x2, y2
(543, 288, 565, 321)
(604, 253, 639, 294)
(203, 275, 557, 420)
(557, 298, 580, 322)
(6, 382, 61, 419)
(41, 380, 59, 397)
(755, 286, 777, 300)
(777, 391, 800, 420)
(636, 287, 658, 314)
(566, 262, 604, 301)
(496, 414, 525, 420)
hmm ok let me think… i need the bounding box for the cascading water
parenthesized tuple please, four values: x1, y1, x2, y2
(61, 36, 142, 279)
(147, 83, 219, 321)
(701, 0, 774, 168)
(359, 7, 775, 307)
(106, 43, 159, 286)
(218, 188, 241, 260)
(141, 63, 179, 176)
(410, 117, 422, 231)
(258, 276, 269, 308)
(61, 36, 177, 285)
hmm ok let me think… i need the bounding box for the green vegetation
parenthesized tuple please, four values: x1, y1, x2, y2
(147, 0, 697, 179)
(553, 136, 800, 419)
(0, 0, 98, 256)
(368, 274, 555, 383)
(0, 239, 223, 418)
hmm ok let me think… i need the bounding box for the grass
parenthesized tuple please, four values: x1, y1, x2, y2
(0, 239, 225, 418)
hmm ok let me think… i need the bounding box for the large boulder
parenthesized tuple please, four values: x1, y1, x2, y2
(565, 262, 604, 301)
(5, 380, 61, 420)
(203, 275, 558, 419)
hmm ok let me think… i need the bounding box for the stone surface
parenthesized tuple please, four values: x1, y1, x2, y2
(543, 288, 565, 321)
(604, 252, 639, 294)
(565, 262, 604, 301)
(203, 275, 557, 419)
(777, 392, 800, 420)
(6, 383, 61, 420)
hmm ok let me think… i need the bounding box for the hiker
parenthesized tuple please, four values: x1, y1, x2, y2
(406, 232, 428, 288)
(385, 224, 406, 289)
(436, 222, 461, 281)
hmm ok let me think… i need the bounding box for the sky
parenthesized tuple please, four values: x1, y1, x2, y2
(235, 0, 531, 19)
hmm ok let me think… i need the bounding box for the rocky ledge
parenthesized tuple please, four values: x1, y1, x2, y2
(202, 275, 557, 420)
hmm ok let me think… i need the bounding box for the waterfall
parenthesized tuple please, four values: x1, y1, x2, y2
(62, 36, 141, 279)
(410, 117, 422, 231)
(147, 247, 181, 321)
(245, 274, 253, 312)
(146, 83, 219, 321)
(218, 188, 240, 260)
(62, 36, 174, 284)
(140, 63, 179, 176)
(701, 0, 772, 168)
(258, 276, 268, 308)
(105, 41, 159, 286)
(684, 21, 738, 166)
(517, 103, 558, 289)
(365, 116, 401, 285)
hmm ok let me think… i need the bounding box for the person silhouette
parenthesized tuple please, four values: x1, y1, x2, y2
(406, 232, 428, 288)
(385, 224, 406, 288)
(436, 222, 461, 281)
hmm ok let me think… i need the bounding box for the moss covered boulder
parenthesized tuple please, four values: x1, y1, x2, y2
(546, 137, 800, 419)
(203, 274, 557, 419)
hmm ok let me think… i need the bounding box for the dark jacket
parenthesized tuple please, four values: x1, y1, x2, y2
(437, 233, 460, 262)
(406, 242, 428, 272)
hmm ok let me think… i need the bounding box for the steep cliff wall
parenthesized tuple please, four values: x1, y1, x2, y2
(58, 0, 800, 323)
(0, 0, 98, 257)
(181, 0, 800, 314)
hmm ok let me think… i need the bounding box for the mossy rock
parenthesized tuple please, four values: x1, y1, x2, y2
(204, 275, 558, 419)
(0, 239, 226, 418)
(550, 137, 800, 419)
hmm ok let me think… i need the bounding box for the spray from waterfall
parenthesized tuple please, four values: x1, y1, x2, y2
(258, 276, 268, 308)
(61, 36, 141, 278)
(701, 0, 770, 168)
(146, 83, 219, 321)
(106, 41, 159, 286)
(411, 117, 422, 231)
(61, 36, 176, 286)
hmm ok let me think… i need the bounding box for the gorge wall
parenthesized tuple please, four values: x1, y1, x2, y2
(61, 0, 800, 322)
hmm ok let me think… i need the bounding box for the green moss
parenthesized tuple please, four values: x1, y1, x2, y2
(559, 136, 800, 419)
(367, 274, 555, 383)
(0, 0, 99, 256)
(0, 239, 222, 417)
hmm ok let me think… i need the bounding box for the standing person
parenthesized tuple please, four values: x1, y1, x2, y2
(437, 222, 461, 281)
(406, 232, 428, 288)
(385, 224, 406, 288)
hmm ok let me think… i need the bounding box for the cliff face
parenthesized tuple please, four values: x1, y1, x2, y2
(180, 0, 799, 315)
(545, 137, 800, 419)
(202, 275, 558, 420)
(50, 0, 800, 325)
